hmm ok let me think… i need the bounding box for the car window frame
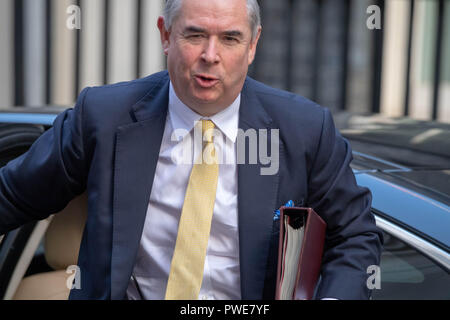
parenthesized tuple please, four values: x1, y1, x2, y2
(374, 213, 450, 272)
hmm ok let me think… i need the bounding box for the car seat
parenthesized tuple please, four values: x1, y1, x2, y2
(12, 193, 87, 300)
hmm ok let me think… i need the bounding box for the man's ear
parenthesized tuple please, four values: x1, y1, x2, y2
(248, 26, 262, 65)
(157, 16, 170, 56)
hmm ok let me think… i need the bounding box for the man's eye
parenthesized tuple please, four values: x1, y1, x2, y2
(223, 36, 238, 43)
(187, 34, 203, 39)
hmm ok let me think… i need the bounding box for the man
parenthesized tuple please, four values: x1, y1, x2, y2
(0, 0, 382, 300)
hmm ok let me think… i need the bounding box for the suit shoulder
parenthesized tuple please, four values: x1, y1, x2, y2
(83, 71, 168, 107)
(244, 78, 337, 167)
(78, 71, 168, 123)
(245, 76, 327, 125)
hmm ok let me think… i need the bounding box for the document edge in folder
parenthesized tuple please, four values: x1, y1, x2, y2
(275, 207, 326, 300)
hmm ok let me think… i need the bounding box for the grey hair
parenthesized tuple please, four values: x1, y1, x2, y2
(163, 0, 261, 40)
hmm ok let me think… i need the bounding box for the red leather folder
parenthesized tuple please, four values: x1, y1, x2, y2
(275, 207, 326, 300)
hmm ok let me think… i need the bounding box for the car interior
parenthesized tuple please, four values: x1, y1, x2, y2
(12, 194, 87, 300)
(4, 193, 87, 300)
(0, 123, 87, 300)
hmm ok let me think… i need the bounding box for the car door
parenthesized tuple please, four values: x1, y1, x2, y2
(372, 215, 450, 300)
(0, 122, 47, 299)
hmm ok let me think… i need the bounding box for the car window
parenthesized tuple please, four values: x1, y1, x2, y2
(372, 230, 450, 300)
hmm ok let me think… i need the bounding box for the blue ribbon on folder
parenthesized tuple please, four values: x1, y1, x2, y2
(273, 200, 294, 221)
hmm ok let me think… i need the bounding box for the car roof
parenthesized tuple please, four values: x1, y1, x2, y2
(356, 172, 450, 252)
(351, 151, 450, 200)
(0, 106, 62, 126)
(336, 113, 450, 250)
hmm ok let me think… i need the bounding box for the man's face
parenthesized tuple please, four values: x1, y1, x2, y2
(158, 0, 261, 116)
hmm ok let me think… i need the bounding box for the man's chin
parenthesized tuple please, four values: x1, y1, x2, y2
(188, 95, 229, 116)
(192, 92, 221, 106)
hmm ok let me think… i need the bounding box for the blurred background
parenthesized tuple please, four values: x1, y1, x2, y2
(0, 0, 449, 123)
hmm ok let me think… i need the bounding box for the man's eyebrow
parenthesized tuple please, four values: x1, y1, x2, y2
(222, 30, 244, 38)
(183, 26, 207, 33)
(183, 26, 244, 38)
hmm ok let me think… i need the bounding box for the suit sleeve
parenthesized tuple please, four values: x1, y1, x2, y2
(0, 87, 90, 235)
(307, 108, 383, 300)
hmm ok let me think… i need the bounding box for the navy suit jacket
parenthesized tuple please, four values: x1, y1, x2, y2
(0, 71, 382, 299)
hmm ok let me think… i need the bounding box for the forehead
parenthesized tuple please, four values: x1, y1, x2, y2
(175, 0, 251, 33)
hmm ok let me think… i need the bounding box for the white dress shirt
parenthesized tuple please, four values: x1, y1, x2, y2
(126, 82, 242, 300)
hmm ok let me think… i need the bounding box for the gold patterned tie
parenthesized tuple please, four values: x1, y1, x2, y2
(165, 120, 219, 300)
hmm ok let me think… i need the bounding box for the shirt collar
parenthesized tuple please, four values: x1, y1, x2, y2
(168, 81, 240, 143)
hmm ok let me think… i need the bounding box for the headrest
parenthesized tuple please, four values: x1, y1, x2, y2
(44, 193, 88, 271)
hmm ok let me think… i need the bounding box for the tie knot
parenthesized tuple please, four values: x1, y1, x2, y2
(201, 120, 215, 143)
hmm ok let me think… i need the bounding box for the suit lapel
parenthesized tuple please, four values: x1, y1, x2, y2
(238, 79, 281, 299)
(111, 75, 170, 299)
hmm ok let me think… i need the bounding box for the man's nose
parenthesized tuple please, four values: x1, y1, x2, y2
(201, 38, 220, 64)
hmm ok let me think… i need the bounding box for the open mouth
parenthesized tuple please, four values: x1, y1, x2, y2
(195, 75, 219, 88)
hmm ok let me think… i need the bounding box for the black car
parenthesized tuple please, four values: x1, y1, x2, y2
(0, 107, 449, 300)
(336, 112, 450, 299)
